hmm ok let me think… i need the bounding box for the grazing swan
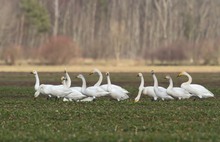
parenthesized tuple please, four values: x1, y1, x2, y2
(177, 71, 214, 98)
(106, 72, 129, 101)
(31, 70, 72, 99)
(151, 70, 174, 101)
(89, 68, 129, 94)
(165, 75, 191, 100)
(76, 74, 110, 98)
(134, 73, 159, 102)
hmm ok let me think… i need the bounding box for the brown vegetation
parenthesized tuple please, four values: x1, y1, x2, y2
(39, 36, 81, 65)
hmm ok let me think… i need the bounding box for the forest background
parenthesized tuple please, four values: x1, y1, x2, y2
(0, 0, 220, 66)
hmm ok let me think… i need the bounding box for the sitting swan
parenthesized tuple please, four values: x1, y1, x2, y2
(165, 75, 191, 100)
(76, 74, 110, 98)
(31, 70, 72, 99)
(134, 73, 159, 102)
(106, 72, 129, 101)
(177, 71, 214, 98)
(151, 70, 174, 101)
(89, 68, 129, 94)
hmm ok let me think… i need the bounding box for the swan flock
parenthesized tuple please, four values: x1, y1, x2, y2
(31, 69, 214, 102)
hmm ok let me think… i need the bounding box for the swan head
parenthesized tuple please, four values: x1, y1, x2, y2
(76, 74, 84, 79)
(165, 75, 171, 80)
(137, 73, 143, 77)
(64, 68, 67, 73)
(106, 72, 110, 76)
(89, 68, 100, 75)
(177, 71, 187, 77)
(31, 70, 37, 75)
(151, 70, 155, 75)
(134, 96, 140, 102)
(61, 76, 67, 81)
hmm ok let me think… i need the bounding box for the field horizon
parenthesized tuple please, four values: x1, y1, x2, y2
(0, 65, 220, 73)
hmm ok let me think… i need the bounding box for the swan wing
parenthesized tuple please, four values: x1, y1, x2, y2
(101, 84, 129, 93)
(190, 84, 214, 97)
(66, 90, 86, 100)
(86, 86, 109, 97)
(109, 88, 129, 101)
(50, 85, 72, 97)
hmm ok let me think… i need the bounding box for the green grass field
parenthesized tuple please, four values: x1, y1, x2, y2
(0, 72, 220, 142)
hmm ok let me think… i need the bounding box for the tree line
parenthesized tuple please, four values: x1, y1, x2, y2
(0, 0, 220, 65)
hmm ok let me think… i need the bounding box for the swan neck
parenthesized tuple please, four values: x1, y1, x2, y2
(107, 75, 112, 90)
(139, 76, 144, 90)
(94, 71, 103, 86)
(185, 73, 192, 84)
(167, 78, 173, 89)
(153, 74, 158, 88)
(135, 89, 143, 102)
(65, 72, 71, 87)
(34, 73, 40, 90)
(81, 76, 87, 93)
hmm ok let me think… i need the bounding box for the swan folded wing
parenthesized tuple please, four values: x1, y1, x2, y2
(173, 87, 191, 98)
(190, 84, 214, 97)
(66, 90, 86, 100)
(158, 87, 166, 92)
(85, 86, 109, 97)
(50, 85, 72, 97)
(70, 87, 82, 92)
(95, 86, 110, 96)
(101, 84, 128, 93)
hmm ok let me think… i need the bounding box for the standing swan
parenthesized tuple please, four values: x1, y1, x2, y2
(165, 75, 191, 100)
(31, 70, 72, 99)
(177, 71, 214, 98)
(151, 70, 174, 101)
(89, 68, 129, 94)
(63, 69, 81, 92)
(60, 76, 88, 101)
(134, 73, 158, 102)
(106, 72, 129, 101)
(76, 74, 110, 98)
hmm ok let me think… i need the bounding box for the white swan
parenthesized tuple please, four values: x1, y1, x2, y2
(89, 68, 129, 94)
(151, 70, 174, 101)
(60, 76, 87, 101)
(106, 72, 129, 101)
(165, 75, 191, 100)
(76, 74, 110, 98)
(177, 71, 214, 98)
(63, 69, 81, 92)
(31, 70, 72, 99)
(134, 73, 159, 102)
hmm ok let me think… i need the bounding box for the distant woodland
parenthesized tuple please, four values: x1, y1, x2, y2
(0, 0, 220, 65)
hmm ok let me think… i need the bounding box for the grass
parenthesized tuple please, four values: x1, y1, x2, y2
(0, 72, 220, 142)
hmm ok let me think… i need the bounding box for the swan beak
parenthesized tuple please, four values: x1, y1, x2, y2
(136, 75, 139, 77)
(30, 71, 34, 74)
(177, 73, 182, 77)
(89, 72, 93, 75)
